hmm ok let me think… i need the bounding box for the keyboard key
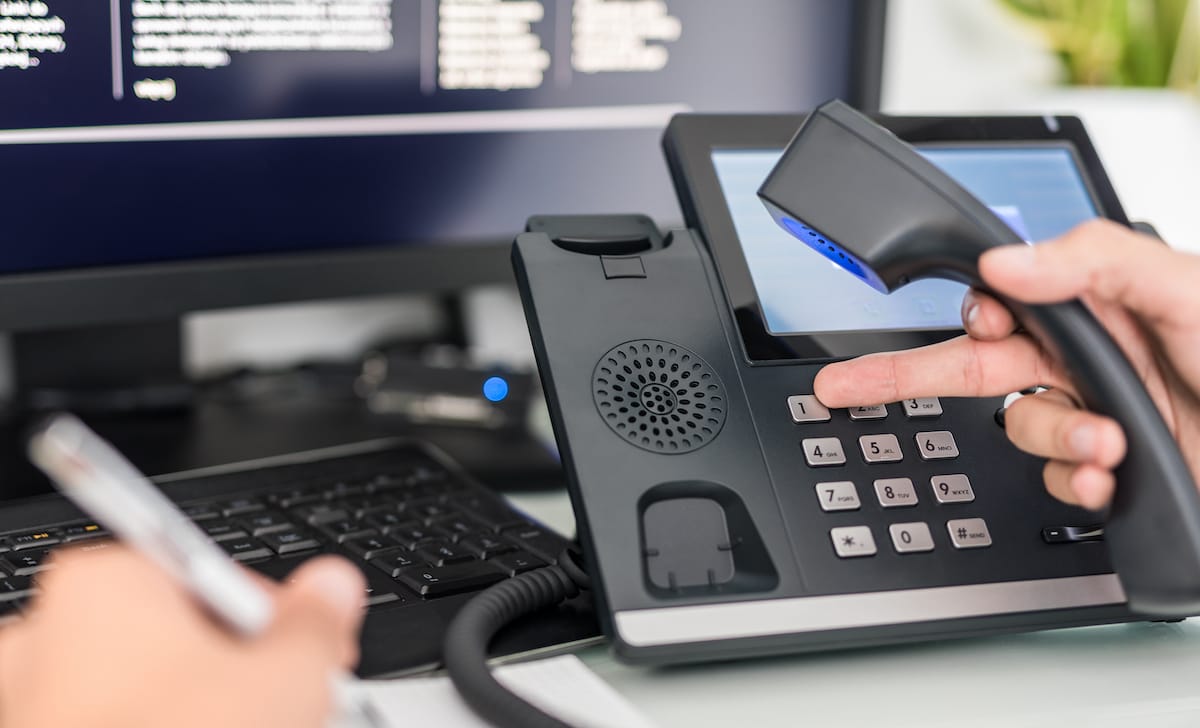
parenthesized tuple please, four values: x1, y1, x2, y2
(389, 522, 439, 550)
(489, 550, 548, 577)
(318, 521, 377, 545)
(365, 510, 407, 533)
(220, 538, 273, 562)
(406, 499, 456, 522)
(182, 504, 220, 521)
(459, 535, 517, 559)
(815, 481, 861, 512)
(371, 549, 423, 578)
(431, 515, 479, 541)
(889, 522, 935, 553)
(221, 497, 265, 517)
(457, 496, 530, 532)
(830, 526, 876, 558)
(241, 511, 295, 536)
(344, 535, 400, 561)
(931, 474, 975, 503)
(397, 562, 506, 597)
(847, 404, 888, 421)
(322, 482, 366, 501)
(903, 397, 943, 418)
(500, 526, 563, 563)
(802, 437, 846, 467)
(267, 488, 324, 509)
(202, 521, 250, 543)
(62, 523, 108, 542)
(859, 434, 903, 463)
(787, 394, 831, 423)
(0, 575, 36, 601)
(291, 503, 350, 526)
(874, 478, 918, 508)
(916, 431, 960, 460)
(415, 540, 475, 567)
(947, 518, 993, 549)
(260, 530, 321, 556)
(8, 531, 60, 551)
(1, 549, 54, 576)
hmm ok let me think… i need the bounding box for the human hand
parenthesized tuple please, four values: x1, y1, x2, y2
(814, 219, 1200, 510)
(0, 545, 366, 728)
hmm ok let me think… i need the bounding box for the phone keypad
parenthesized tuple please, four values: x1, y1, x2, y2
(859, 434, 903, 463)
(786, 394, 994, 560)
(802, 437, 846, 467)
(815, 481, 861, 512)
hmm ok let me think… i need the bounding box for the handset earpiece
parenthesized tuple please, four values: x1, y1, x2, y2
(759, 99, 1200, 615)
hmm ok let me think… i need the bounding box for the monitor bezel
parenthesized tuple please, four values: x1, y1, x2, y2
(662, 112, 1132, 363)
(0, 1, 888, 332)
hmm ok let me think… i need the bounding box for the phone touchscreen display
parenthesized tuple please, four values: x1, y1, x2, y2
(712, 146, 1099, 336)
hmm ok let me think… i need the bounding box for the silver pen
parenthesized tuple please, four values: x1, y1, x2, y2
(28, 413, 386, 728)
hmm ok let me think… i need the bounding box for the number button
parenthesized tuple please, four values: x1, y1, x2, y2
(889, 522, 935, 553)
(874, 478, 918, 508)
(932, 474, 975, 503)
(802, 437, 846, 467)
(903, 397, 943, 418)
(916, 431, 959, 460)
(947, 518, 992, 549)
(848, 404, 888, 421)
(830, 526, 876, 558)
(859, 434, 903, 463)
(815, 481, 861, 512)
(787, 395, 831, 424)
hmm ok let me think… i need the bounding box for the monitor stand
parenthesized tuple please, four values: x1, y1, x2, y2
(11, 319, 193, 414)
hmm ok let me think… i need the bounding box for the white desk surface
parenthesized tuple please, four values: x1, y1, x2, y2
(507, 490, 1200, 728)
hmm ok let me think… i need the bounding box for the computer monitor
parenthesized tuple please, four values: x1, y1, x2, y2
(0, 0, 885, 398)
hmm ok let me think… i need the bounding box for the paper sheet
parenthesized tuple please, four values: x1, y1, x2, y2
(349, 654, 657, 728)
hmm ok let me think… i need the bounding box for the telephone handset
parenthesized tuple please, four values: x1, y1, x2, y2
(513, 109, 1196, 666)
(759, 99, 1200, 614)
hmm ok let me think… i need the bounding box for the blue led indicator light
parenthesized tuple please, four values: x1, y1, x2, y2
(777, 216, 888, 292)
(483, 376, 509, 402)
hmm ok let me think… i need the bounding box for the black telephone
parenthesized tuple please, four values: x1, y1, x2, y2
(512, 104, 1200, 665)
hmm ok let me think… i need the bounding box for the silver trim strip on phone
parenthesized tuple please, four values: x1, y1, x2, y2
(614, 574, 1126, 647)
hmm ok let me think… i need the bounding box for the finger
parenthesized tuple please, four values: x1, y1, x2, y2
(980, 219, 1200, 327)
(269, 556, 365, 669)
(1004, 390, 1126, 468)
(961, 289, 1017, 341)
(1043, 460, 1115, 511)
(814, 333, 1068, 408)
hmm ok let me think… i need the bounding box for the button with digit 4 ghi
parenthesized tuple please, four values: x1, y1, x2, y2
(802, 437, 846, 467)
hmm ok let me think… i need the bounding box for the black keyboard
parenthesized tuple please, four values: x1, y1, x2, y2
(0, 439, 599, 676)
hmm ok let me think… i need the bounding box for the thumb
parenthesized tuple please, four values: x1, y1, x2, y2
(269, 556, 366, 670)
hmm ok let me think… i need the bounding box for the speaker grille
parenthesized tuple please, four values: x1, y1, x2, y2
(592, 340, 727, 454)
